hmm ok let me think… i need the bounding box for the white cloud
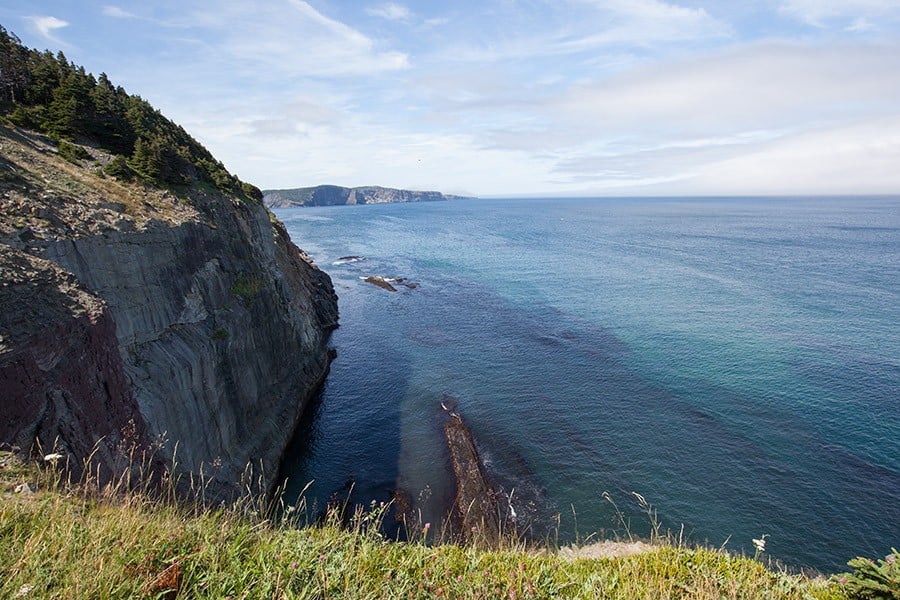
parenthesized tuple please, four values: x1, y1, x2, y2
(846, 17, 875, 31)
(366, 3, 412, 21)
(26, 15, 68, 43)
(780, 0, 900, 28)
(202, 0, 410, 78)
(553, 42, 900, 140)
(432, 0, 730, 68)
(559, 0, 731, 50)
(101, 5, 135, 19)
(456, 40, 900, 194)
(683, 118, 900, 195)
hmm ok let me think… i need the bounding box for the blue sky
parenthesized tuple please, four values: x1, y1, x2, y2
(2, 1, 900, 196)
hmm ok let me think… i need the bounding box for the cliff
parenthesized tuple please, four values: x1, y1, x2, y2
(0, 123, 338, 497)
(263, 184, 473, 208)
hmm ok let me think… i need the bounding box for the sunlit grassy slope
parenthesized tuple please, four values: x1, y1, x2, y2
(0, 452, 849, 599)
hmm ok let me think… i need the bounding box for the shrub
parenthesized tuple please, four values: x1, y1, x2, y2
(57, 139, 91, 164)
(839, 548, 900, 599)
(103, 154, 133, 180)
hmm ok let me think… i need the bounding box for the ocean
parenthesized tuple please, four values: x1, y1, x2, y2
(275, 196, 900, 572)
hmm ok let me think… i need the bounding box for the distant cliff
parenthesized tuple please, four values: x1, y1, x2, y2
(0, 123, 337, 497)
(263, 185, 474, 208)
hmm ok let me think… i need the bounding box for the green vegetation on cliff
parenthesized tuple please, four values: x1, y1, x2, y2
(0, 453, 858, 599)
(0, 25, 260, 203)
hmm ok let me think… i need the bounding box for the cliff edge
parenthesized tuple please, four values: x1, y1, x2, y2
(0, 122, 338, 497)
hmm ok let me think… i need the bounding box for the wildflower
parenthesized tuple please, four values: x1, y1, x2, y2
(752, 534, 768, 556)
(15, 583, 34, 598)
(43, 453, 63, 462)
(435, 587, 444, 596)
(291, 562, 298, 570)
(838, 576, 848, 584)
(423, 522, 432, 535)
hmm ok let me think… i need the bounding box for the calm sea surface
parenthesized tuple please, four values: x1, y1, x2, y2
(276, 197, 900, 571)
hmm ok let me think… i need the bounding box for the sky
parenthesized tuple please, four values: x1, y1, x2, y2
(2, 1, 900, 197)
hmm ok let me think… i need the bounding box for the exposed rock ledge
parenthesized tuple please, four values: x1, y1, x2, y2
(443, 409, 505, 545)
(0, 124, 338, 498)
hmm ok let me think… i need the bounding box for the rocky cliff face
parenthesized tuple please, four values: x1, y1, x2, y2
(0, 124, 337, 496)
(263, 184, 472, 208)
(0, 245, 150, 481)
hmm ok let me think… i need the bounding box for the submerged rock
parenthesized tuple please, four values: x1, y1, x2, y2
(334, 255, 365, 264)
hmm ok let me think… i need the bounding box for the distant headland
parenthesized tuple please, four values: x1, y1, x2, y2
(263, 184, 475, 208)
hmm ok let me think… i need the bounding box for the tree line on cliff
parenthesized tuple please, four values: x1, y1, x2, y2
(0, 25, 261, 202)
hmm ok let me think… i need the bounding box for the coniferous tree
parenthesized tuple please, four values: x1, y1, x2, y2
(0, 26, 28, 103)
(0, 24, 261, 202)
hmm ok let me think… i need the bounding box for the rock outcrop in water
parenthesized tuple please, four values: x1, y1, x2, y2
(442, 406, 505, 545)
(263, 185, 473, 208)
(0, 124, 338, 497)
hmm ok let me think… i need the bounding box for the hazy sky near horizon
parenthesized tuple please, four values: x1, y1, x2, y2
(2, 1, 900, 196)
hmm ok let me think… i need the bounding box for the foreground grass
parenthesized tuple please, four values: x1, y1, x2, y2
(0, 456, 848, 599)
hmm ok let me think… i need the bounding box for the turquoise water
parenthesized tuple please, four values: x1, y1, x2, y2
(277, 197, 900, 571)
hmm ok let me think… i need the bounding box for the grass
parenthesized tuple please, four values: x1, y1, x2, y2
(0, 451, 851, 599)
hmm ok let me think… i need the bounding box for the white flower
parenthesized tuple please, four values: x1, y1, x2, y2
(15, 583, 34, 597)
(752, 534, 768, 553)
(43, 453, 63, 462)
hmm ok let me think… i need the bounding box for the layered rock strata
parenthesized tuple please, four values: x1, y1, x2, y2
(0, 125, 337, 497)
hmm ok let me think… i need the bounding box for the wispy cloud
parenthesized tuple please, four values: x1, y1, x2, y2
(195, 0, 410, 78)
(431, 0, 730, 67)
(366, 3, 412, 21)
(26, 15, 68, 44)
(780, 0, 900, 28)
(563, 0, 732, 49)
(101, 5, 135, 19)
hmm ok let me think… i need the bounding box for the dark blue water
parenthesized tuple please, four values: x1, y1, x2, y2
(277, 197, 900, 572)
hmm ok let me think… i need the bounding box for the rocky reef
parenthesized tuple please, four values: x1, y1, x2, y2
(444, 413, 504, 545)
(263, 184, 473, 208)
(0, 124, 338, 497)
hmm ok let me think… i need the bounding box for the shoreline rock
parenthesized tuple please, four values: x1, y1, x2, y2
(363, 275, 398, 292)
